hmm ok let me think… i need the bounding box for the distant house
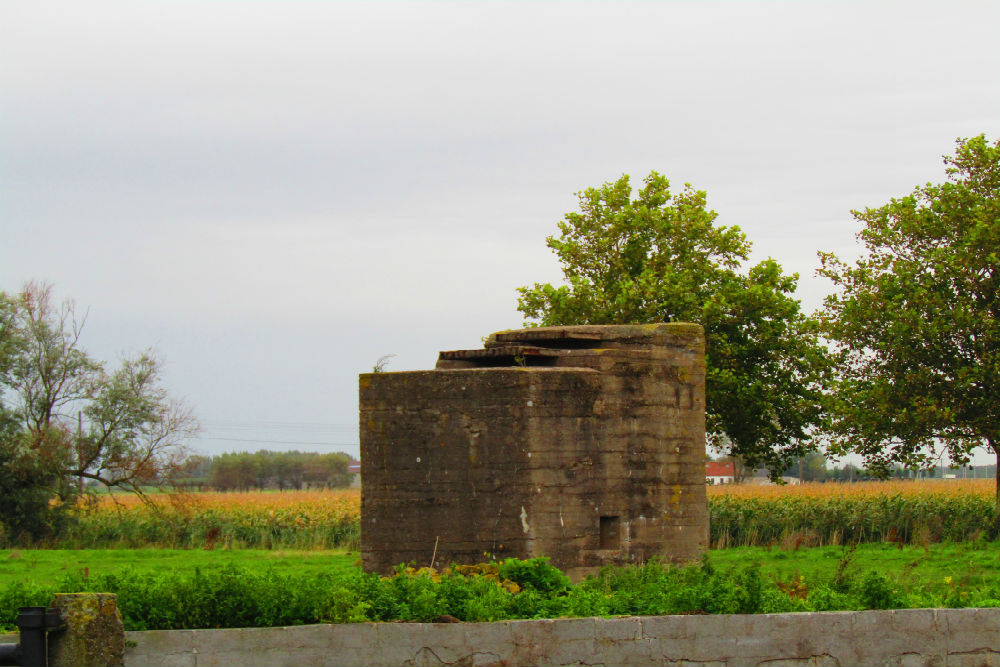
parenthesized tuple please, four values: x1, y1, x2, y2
(746, 468, 801, 486)
(706, 460, 735, 485)
(348, 460, 361, 488)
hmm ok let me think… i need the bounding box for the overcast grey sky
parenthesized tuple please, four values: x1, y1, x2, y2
(3, 2, 999, 463)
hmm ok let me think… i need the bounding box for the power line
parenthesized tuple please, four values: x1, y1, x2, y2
(197, 436, 358, 446)
(201, 419, 358, 431)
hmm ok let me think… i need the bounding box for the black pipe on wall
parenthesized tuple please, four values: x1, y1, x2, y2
(0, 607, 65, 667)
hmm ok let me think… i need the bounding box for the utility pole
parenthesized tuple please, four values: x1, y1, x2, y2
(77, 411, 84, 492)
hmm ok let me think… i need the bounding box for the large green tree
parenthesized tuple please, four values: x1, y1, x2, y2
(518, 172, 830, 474)
(819, 135, 1000, 501)
(0, 282, 197, 542)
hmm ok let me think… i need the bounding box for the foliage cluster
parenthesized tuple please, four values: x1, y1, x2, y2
(0, 283, 195, 543)
(518, 136, 1000, 495)
(175, 450, 354, 492)
(517, 172, 830, 475)
(819, 135, 1000, 496)
(4, 554, 999, 632)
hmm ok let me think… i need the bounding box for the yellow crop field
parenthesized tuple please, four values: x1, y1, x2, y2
(62, 480, 997, 550)
(91, 488, 361, 518)
(707, 478, 993, 499)
(707, 479, 997, 548)
(72, 489, 362, 550)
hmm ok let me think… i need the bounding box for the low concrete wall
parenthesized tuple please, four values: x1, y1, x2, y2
(125, 608, 1000, 667)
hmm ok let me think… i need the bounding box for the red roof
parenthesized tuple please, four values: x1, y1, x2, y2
(706, 461, 735, 477)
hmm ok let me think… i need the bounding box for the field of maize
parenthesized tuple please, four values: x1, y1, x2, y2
(708, 479, 999, 547)
(64, 489, 361, 550)
(54, 480, 999, 550)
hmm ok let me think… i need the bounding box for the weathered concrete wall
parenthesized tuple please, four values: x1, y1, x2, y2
(123, 608, 1000, 666)
(360, 324, 708, 578)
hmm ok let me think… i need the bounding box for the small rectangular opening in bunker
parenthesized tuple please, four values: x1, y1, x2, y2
(599, 516, 621, 549)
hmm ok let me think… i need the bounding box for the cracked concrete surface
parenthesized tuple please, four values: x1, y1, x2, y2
(124, 608, 1000, 667)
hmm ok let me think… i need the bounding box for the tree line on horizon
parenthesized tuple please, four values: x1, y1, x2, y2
(711, 450, 998, 484)
(172, 450, 356, 492)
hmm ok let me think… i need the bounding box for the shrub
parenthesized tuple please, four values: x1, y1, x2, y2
(497, 558, 570, 594)
(5, 550, 999, 631)
(856, 570, 905, 610)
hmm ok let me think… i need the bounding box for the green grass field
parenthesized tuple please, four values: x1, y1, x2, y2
(4, 541, 1000, 597)
(709, 541, 1000, 596)
(0, 548, 358, 586)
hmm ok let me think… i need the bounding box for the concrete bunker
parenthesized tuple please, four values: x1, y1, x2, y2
(359, 323, 708, 579)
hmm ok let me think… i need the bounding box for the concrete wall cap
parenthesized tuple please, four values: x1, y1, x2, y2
(487, 323, 703, 347)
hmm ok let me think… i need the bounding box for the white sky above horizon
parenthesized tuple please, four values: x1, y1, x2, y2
(3, 1, 999, 465)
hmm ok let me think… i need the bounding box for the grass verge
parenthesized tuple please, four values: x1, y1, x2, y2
(2, 542, 1000, 631)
